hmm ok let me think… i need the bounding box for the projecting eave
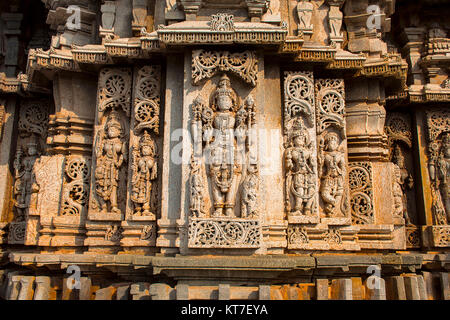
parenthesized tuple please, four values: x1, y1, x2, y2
(156, 20, 288, 46)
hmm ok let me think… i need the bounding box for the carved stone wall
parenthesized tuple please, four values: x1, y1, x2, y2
(0, 0, 449, 301)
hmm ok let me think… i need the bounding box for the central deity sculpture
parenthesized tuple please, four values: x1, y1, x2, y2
(94, 110, 127, 214)
(205, 74, 243, 217)
(285, 118, 316, 216)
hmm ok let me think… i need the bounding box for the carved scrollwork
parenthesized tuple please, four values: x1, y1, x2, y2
(18, 100, 49, 138)
(98, 68, 132, 116)
(315, 79, 345, 137)
(188, 218, 261, 248)
(140, 224, 154, 240)
(134, 65, 161, 134)
(426, 109, 450, 142)
(210, 13, 235, 32)
(432, 226, 450, 247)
(60, 157, 91, 216)
(349, 162, 374, 224)
(105, 225, 123, 241)
(324, 228, 342, 244)
(284, 71, 315, 129)
(192, 50, 258, 86)
(8, 222, 26, 243)
(385, 112, 412, 151)
(287, 226, 309, 245)
(406, 226, 421, 248)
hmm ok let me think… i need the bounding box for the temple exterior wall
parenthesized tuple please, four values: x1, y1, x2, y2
(0, 0, 448, 300)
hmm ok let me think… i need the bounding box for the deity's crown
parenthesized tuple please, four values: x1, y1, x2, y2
(290, 118, 307, 138)
(214, 74, 235, 100)
(27, 140, 38, 148)
(140, 130, 154, 147)
(106, 110, 122, 129)
(324, 131, 339, 143)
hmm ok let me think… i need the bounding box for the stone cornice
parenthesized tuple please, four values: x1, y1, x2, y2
(0, 73, 50, 95)
(157, 20, 288, 45)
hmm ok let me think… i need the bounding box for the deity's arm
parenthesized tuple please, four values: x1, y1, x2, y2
(307, 151, 316, 173)
(151, 161, 158, 180)
(285, 149, 293, 172)
(94, 131, 104, 158)
(118, 141, 128, 167)
(131, 151, 139, 183)
(337, 153, 346, 173)
(13, 152, 22, 175)
(31, 172, 39, 192)
(201, 106, 214, 144)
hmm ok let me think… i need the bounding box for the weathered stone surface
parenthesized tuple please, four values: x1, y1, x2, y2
(386, 276, 406, 300)
(315, 279, 329, 300)
(330, 279, 352, 300)
(94, 286, 116, 300)
(440, 272, 450, 300)
(0, 0, 449, 301)
(404, 276, 421, 300)
(34, 276, 51, 300)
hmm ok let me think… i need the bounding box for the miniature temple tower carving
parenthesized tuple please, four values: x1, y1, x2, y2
(297, 0, 314, 36)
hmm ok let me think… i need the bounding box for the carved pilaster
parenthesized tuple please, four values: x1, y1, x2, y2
(327, 0, 344, 48)
(178, 0, 203, 21)
(8, 99, 51, 245)
(245, 0, 269, 22)
(122, 65, 161, 254)
(99, 1, 116, 43)
(385, 112, 417, 228)
(296, 0, 314, 37)
(86, 67, 132, 253)
(283, 71, 319, 224)
(315, 78, 350, 225)
(132, 0, 148, 35)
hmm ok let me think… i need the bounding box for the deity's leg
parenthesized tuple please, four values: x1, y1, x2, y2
(224, 173, 240, 216)
(212, 186, 224, 216)
(142, 184, 152, 215)
(110, 185, 121, 214)
(443, 191, 450, 222)
(98, 197, 108, 213)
